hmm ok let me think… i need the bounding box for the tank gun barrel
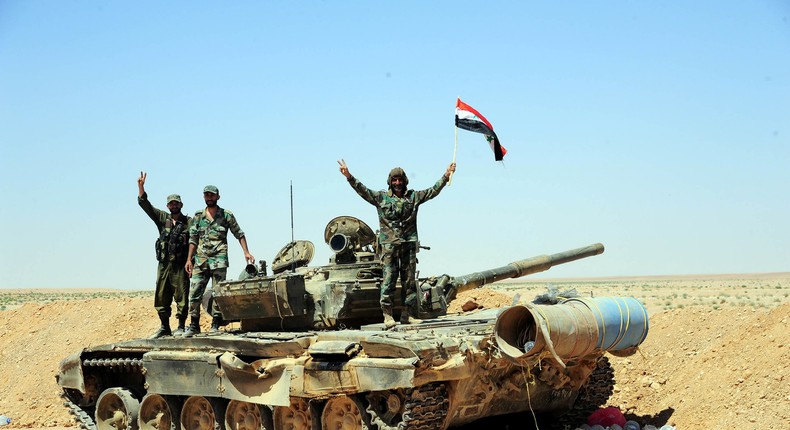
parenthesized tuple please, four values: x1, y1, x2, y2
(445, 243, 604, 301)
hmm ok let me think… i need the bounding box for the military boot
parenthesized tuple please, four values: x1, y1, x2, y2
(150, 314, 172, 338)
(382, 305, 396, 329)
(404, 314, 423, 325)
(209, 316, 223, 333)
(401, 304, 422, 325)
(182, 315, 201, 338)
(172, 314, 187, 336)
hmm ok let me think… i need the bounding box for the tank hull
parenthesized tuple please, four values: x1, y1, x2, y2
(56, 217, 642, 430)
(57, 305, 629, 430)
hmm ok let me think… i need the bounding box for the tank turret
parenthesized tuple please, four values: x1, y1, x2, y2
(211, 217, 604, 330)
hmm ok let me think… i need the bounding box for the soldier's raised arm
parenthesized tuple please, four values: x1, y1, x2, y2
(137, 171, 147, 197)
(338, 159, 351, 179)
(340, 159, 381, 206)
(137, 171, 168, 226)
(444, 162, 456, 179)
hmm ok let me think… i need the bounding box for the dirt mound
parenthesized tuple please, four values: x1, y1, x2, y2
(447, 288, 515, 313)
(608, 303, 790, 428)
(0, 292, 788, 429)
(0, 297, 214, 427)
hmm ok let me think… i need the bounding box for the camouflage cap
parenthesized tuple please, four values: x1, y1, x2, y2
(203, 185, 219, 194)
(387, 167, 409, 187)
(166, 194, 182, 203)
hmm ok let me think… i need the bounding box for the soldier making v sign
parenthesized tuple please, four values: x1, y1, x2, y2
(338, 159, 456, 329)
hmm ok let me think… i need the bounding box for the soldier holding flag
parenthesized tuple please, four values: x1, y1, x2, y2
(338, 160, 456, 328)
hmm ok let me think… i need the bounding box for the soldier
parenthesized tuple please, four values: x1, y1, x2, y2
(183, 185, 254, 337)
(338, 159, 456, 328)
(137, 172, 191, 338)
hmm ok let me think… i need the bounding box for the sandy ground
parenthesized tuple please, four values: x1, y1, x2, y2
(1, 273, 788, 430)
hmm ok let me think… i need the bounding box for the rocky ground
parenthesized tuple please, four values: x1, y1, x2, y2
(0, 276, 788, 430)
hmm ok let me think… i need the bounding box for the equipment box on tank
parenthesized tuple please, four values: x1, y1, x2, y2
(212, 273, 311, 330)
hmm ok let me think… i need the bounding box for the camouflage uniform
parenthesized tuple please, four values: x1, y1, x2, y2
(138, 192, 191, 323)
(188, 206, 246, 318)
(347, 172, 449, 313)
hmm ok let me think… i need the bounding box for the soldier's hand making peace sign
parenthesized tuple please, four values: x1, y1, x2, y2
(137, 171, 147, 197)
(337, 159, 351, 178)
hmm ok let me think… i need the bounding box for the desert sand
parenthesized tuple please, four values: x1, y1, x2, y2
(1, 273, 788, 429)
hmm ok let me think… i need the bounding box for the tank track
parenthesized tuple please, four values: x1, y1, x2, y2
(554, 356, 615, 429)
(401, 382, 450, 430)
(367, 382, 450, 430)
(61, 392, 97, 430)
(60, 356, 144, 430)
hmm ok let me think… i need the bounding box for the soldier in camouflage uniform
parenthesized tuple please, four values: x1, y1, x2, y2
(137, 172, 191, 338)
(338, 160, 456, 328)
(183, 185, 254, 337)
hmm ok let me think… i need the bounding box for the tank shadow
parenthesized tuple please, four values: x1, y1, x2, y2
(624, 406, 676, 427)
(453, 411, 561, 430)
(454, 408, 679, 430)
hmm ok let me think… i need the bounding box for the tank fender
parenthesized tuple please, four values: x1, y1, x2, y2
(144, 351, 224, 397)
(298, 357, 418, 396)
(307, 340, 362, 359)
(413, 354, 470, 386)
(218, 352, 297, 407)
(56, 352, 85, 392)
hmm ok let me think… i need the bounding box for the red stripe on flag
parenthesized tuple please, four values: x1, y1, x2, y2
(456, 98, 494, 131)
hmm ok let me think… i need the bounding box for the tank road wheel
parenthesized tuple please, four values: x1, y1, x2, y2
(181, 396, 226, 430)
(364, 391, 403, 430)
(96, 388, 141, 430)
(138, 394, 181, 430)
(273, 398, 314, 430)
(224, 400, 273, 430)
(321, 396, 370, 430)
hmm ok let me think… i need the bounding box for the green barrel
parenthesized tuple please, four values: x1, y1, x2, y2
(446, 243, 604, 301)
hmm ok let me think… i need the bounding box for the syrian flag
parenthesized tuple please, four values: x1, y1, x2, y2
(455, 98, 507, 161)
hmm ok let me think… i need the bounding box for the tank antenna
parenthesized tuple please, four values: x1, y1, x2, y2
(290, 180, 294, 243)
(290, 180, 295, 271)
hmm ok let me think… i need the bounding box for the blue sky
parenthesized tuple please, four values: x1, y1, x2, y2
(1, 1, 788, 289)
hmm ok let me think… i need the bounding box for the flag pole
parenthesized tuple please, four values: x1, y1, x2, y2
(449, 126, 457, 185)
(450, 99, 458, 185)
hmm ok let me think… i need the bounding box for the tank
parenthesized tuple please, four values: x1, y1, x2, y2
(56, 216, 649, 430)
